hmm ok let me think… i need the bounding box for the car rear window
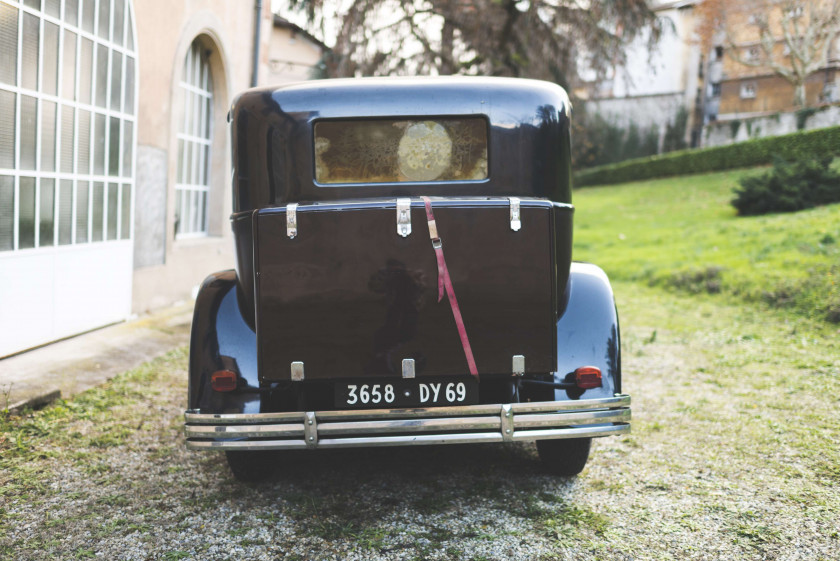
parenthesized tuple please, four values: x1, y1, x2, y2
(314, 117, 488, 184)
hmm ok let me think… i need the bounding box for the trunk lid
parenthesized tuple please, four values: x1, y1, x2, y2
(254, 198, 557, 381)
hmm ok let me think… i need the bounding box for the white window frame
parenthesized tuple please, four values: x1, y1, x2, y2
(0, 0, 137, 254)
(174, 40, 213, 239)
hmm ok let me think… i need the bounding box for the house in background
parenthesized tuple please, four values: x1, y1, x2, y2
(702, 1, 840, 145)
(578, 0, 705, 153)
(0, 0, 323, 358)
(266, 15, 326, 85)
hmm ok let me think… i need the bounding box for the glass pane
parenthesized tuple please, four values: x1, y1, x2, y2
(203, 95, 212, 139)
(184, 141, 192, 184)
(19, 177, 35, 249)
(314, 118, 489, 184)
(175, 139, 184, 182)
(40, 178, 55, 247)
(43, 21, 59, 96)
(199, 191, 207, 232)
(22, 13, 39, 91)
(79, 38, 92, 104)
(108, 116, 119, 176)
(112, 0, 123, 46)
(62, 30, 77, 101)
(200, 52, 208, 91)
(95, 43, 107, 108)
(187, 190, 196, 234)
(107, 182, 117, 239)
(121, 120, 132, 176)
(126, 8, 133, 50)
(97, 0, 109, 40)
(0, 175, 13, 251)
(41, 100, 56, 172)
(119, 183, 129, 239)
(94, 112, 105, 174)
(20, 95, 37, 170)
(75, 180, 88, 243)
(197, 140, 205, 185)
(65, 0, 79, 27)
(109, 50, 121, 111)
(44, 0, 60, 18)
(173, 190, 180, 235)
(61, 105, 74, 173)
(123, 56, 134, 114)
(202, 144, 210, 187)
(0, 4, 18, 86)
(24, 0, 40, 10)
(77, 109, 90, 173)
(0, 90, 14, 168)
(81, 0, 95, 33)
(59, 179, 72, 244)
(185, 91, 194, 136)
(91, 180, 103, 241)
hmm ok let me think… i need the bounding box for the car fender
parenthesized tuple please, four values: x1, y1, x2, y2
(552, 262, 621, 400)
(188, 271, 261, 414)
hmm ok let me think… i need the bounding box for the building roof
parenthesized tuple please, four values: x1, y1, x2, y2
(272, 14, 328, 51)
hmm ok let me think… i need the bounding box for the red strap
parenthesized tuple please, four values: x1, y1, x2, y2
(421, 197, 478, 379)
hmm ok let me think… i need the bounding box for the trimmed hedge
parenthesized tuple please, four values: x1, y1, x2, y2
(575, 125, 840, 187)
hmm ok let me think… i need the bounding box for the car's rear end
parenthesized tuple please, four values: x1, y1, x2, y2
(184, 77, 630, 479)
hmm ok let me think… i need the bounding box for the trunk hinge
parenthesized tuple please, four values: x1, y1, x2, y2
(509, 197, 521, 231)
(396, 198, 412, 237)
(286, 203, 298, 239)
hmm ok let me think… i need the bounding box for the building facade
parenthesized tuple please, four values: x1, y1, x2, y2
(0, 0, 322, 357)
(579, 0, 705, 154)
(702, 0, 840, 123)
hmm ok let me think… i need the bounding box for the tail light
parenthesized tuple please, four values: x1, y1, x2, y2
(574, 366, 602, 389)
(211, 370, 238, 392)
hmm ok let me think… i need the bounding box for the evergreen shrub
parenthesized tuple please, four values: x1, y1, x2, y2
(731, 156, 840, 216)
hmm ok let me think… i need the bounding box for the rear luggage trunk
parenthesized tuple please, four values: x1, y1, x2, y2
(254, 198, 557, 381)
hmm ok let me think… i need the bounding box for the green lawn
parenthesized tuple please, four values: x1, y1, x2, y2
(573, 168, 840, 323)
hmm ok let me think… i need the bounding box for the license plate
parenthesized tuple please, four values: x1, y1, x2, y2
(335, 378, 479, 409)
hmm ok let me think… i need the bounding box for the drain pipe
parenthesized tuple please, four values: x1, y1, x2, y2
(251, 0, 263, 87)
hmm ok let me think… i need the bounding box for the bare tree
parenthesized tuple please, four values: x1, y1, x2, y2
(289, 0, 661, 91)
(698, 0, 840, 108)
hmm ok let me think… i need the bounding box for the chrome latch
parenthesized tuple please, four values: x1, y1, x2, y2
(402, 358, 415, 379)
(396, 198, 412, 237)
(287, 203, 298, 239)
(512, 355, 525, 376)
(290, 361, 305, 381)
(509, 197, 521, 231)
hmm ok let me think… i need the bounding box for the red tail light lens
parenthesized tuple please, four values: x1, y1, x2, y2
(574, 366, 602, 389)
(211, 370, 238, 392)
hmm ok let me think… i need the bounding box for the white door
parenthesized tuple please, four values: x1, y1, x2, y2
(0, 0, 138, 357)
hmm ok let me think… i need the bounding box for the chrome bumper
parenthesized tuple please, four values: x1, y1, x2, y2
(185, 394, 630, 451)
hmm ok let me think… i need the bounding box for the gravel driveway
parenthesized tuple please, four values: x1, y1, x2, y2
(2, 282, 839, 560)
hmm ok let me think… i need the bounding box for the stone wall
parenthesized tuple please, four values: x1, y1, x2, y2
(702, 104, 840, 147)
(586, 93, 690, 151)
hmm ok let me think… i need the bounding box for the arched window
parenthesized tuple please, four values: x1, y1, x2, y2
(174, 39, 212, 238)
(0, 0, 137, 251)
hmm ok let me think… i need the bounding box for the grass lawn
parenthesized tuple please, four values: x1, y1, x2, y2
(573, 168, 840, 323)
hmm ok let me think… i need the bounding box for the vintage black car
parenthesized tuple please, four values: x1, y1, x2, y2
(185, 77, 630, 481)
